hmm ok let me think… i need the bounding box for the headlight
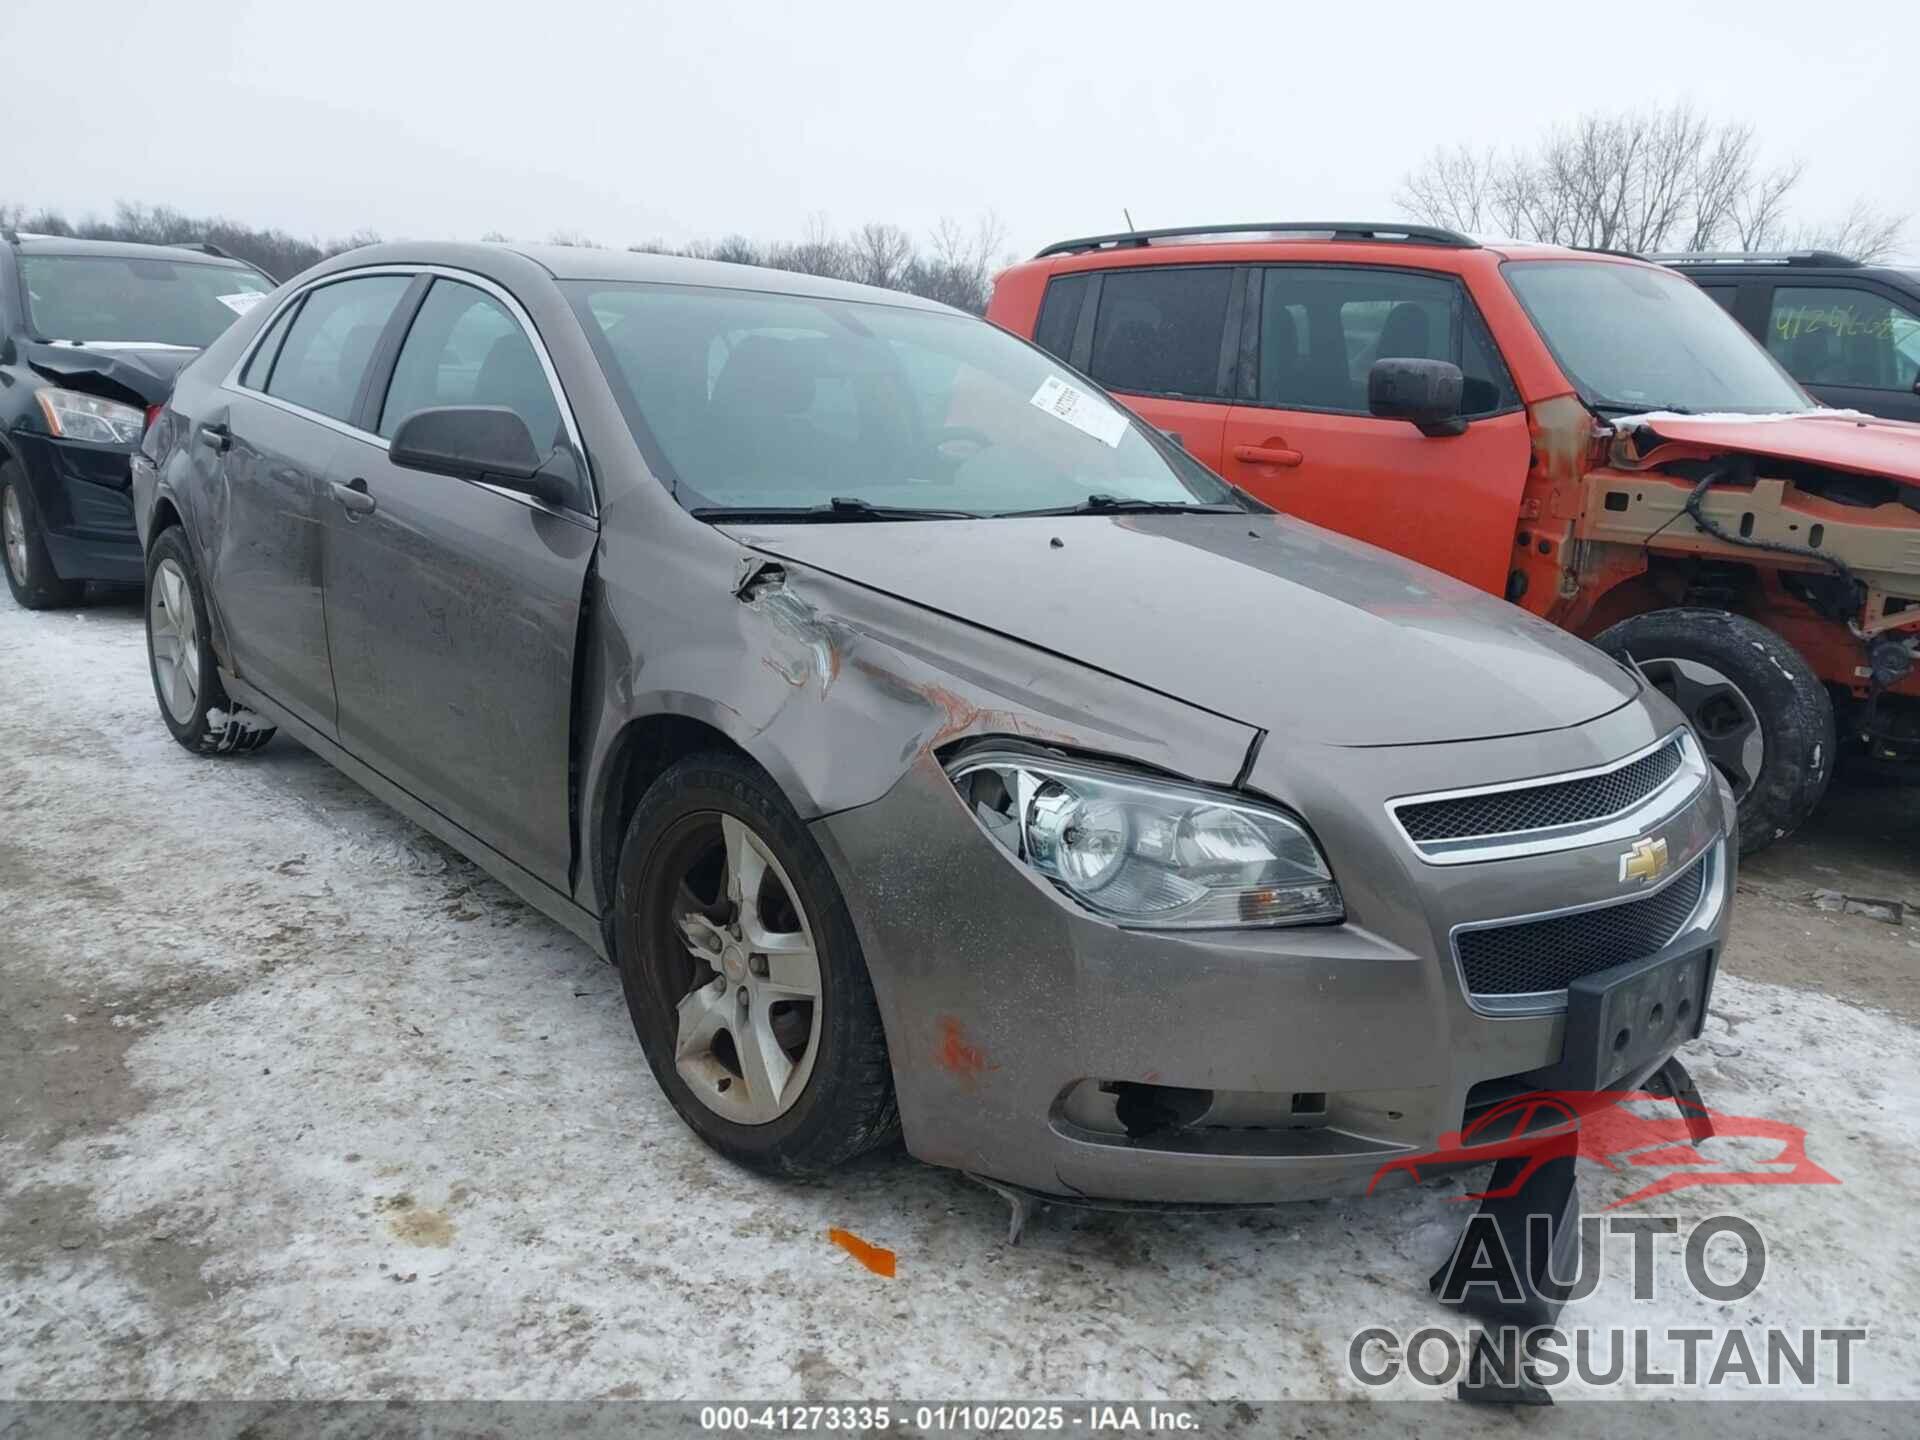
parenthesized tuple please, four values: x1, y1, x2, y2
(35, 388, 147, 446)
(946, 750, 1343, 929)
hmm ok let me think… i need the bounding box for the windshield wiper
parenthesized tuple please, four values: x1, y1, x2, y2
(1590, 400, 1695, 416)
(993, 493, 1247, 518)
(691, 496, 981, 523)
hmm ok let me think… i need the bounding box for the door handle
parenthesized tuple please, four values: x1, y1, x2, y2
(330, 477, 377, 517)
(1233, 443, 1304, 468)
(197, 422, 231, 453)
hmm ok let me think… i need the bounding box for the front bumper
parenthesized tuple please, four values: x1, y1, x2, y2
(813, 702, 1736, 1205)
(9, 430, 143, 585)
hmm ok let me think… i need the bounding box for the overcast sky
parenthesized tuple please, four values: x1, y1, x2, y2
(6, 0, 1915, 261)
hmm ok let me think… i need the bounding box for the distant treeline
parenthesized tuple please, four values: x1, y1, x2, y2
(3, 203, 1011, 314)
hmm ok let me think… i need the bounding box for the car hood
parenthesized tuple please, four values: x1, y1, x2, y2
(25, 340, 199, 408)
(1620, 409, 1920, 486)
(721, 512, 1639, 746)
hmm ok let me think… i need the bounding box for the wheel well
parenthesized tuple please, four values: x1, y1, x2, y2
(595, 714, 750, 907)
(148, 497, 182, 546)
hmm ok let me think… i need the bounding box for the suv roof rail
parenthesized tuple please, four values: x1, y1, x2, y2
(1651, 249, 1862, 268)
(1035, 221, 1480, 258)
(176, 240, 234, 261)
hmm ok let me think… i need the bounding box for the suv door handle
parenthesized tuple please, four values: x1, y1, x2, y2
(1232, 443, 1303, 468)
(197, 422, 231, 453)
(330, 477, 377, 517)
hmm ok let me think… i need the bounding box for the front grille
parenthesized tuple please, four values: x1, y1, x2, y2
(1398, 738, 1684, 843)
(1457, 855, 1707, 998)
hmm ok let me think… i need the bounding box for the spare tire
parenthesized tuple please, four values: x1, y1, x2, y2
(1593, 608, 1833, 855)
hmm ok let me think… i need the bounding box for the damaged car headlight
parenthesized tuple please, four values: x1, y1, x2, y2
(36, 388, 148, 447)
(946, 751, 1343, 928)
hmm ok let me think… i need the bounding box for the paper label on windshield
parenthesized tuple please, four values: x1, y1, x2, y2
(216, 292, 267, 316)
(1030, 376, 1128, 448)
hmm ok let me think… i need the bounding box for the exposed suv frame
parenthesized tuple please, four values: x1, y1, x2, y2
(990, 222, 1920, 852)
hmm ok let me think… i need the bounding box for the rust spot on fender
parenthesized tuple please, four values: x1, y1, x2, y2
(827, 1227, 897, 1277)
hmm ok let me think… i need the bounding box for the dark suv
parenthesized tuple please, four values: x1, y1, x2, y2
(1658, 251, 1920, 423)
(1, 232, 273, 608)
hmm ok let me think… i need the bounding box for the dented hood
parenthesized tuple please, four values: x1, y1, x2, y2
(1623, 409, 1920, 486)
(723, 513, 1638, 746)
(24, 340, 199, 407)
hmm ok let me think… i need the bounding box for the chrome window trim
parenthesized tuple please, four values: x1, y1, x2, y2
(219, 263, 597, 519)
(1448, 836, 1724, 1018)
(1387, 728, 1705, 865)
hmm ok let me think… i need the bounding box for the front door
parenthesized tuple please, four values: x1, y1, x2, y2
(207, 272, 414, 732)
(1218, 265, 1532, 596)
(319, 275, 595, 889)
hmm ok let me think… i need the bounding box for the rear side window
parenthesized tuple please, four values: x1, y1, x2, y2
(240, 300, 299, 390)
(1087, 267, 1233, 399)
(1699, 284, 1739, 314)
(1768, 285, 1920, 392)
(379, 279, 563, 448)
(265, 275, 411, 422)
(1257, 267, 1516, 417)
(1032, 273, 1090, 363)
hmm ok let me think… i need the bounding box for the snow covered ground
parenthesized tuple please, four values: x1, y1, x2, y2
(3, 595, 1918, 1415)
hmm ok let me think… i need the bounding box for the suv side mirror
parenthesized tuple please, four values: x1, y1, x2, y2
(388, 406, 568, 507)
(1368, 358, 1468, 438)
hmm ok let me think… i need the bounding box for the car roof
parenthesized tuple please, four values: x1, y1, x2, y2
(1006, 232, 1649, 280)
(311, 240, 960, 314)
(7, 233, 260, 270)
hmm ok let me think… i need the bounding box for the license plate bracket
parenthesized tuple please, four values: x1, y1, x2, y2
(1529, 944, 1717, 1093)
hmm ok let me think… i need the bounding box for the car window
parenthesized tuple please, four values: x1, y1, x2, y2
(1699, 284, 1739, 314)
(379, 279, 563, 447)
(1504, 260, 1810, 415)
(1257, 267, 1516, 416)
(17, 254, 273, 347)
(1032, 273, 1091, 363)
(265, 275, 412, 423)
(566, 281, 1237, 517)
(1768, 286, 1920, 392)
(1087, 267, 1233, 399)
(240, 300, 300, 390)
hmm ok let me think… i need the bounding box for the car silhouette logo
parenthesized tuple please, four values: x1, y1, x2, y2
(1619, 835, 1669, 885)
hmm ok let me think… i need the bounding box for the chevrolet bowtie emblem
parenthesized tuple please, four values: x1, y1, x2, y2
(1619, 836, 1670, 886)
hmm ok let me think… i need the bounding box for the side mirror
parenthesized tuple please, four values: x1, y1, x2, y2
(388, 406, 569, 507)
(1368, 358, 1468, 438)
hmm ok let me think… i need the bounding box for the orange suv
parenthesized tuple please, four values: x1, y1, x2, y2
(989, 222, 1920, 852)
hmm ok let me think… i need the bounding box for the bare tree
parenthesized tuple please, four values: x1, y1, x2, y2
(1792, 202, 1907, 263)
(1397, 104, 1900, 259)
(849, 222, 914, 289)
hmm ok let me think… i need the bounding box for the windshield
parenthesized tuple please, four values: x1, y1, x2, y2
(1503, 260, 1814, 416)
(19, 254, 274, 348)
(564, 281, 1238, 517)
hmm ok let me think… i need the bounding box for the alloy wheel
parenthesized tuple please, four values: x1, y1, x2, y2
(2, 486, 26, 588)
(1638, 655, 1765, 800)
(666, 813, 823, 1125)
(149, 557, 203, 725)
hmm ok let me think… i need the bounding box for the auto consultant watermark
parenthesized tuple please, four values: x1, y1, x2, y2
(1350, 1213, 1867, 1392)
(1349, 1086, 1858, 1397)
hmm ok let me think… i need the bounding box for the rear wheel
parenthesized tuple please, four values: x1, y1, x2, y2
(145, 526, 276, 756)
(1, 462, 84, 610)
(613, 752, 898, 1176)
(1594, 608, 1833, 855)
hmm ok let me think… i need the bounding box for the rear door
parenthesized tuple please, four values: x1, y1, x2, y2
(208, 272, 413, 732)
(1218, 265, 1531, 595)
(1038, 265, 1241, 470)
(319, 272, 596, 889)
(1761, 281, 1920, 422)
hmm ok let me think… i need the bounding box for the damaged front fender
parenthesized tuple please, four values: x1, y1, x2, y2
(576, 531, 1258, 916)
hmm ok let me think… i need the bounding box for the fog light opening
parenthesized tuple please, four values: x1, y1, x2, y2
(1108, 1082, 1213, 1140)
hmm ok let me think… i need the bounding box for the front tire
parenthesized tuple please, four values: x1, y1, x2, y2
(1594, 608, 1833, 855)
(145, 525, 276, 756)
(613, 751, 898, 1176)
(1, 461, 85, 610)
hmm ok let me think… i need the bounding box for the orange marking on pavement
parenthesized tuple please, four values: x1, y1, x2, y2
(828, 1228, 896, 1276)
